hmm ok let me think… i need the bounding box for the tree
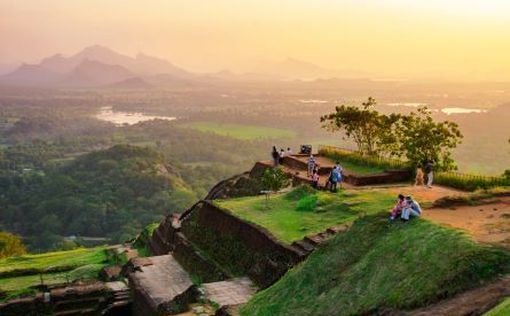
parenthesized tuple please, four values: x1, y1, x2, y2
(262, 167, 290, 194)
(0, 231, 27, 259)
(320, 97, 401, 156)
(399, 107, 463, 171)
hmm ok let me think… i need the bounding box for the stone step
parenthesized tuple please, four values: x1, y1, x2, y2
(54, 297, 104, 310)
(327, 225, 349, 235)
(291, 240, 315, 253)
(54, 307, 99, 316)
(304, 234, 325, 245)
(202, 277, 257, 308)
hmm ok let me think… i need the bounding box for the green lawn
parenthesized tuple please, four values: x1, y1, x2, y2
(241, 214, 510, 316)
(179, 122, 296, 140)
(0, 264, 104, 292)
(484, 298, 510, 316)
(0, 247, 107, 276)
(214, 187, 396, 244)
(337, 160, 386, 175)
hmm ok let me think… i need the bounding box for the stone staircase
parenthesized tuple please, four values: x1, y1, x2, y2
(291, 224, 350, 256)
(201, 277, 257, 310)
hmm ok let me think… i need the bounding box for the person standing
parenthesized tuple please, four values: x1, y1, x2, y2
(311, 170, 320, 189)
(415, 165, 425, 186)
(424, 161, 434, 188)
(307, 154, 316, 176)
(272, 146, 279, 166)
(279, 148, 285, 165)
(330, 167, 340, 192)
(286, 147, 292, 156)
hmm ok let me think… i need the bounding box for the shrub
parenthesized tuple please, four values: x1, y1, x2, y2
(295, 195, 318, 212)
(434, 172, 510, 191)
(319, 146, 411, 171)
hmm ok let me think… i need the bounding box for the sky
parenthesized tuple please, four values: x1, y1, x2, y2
(1, 0, 510, 80)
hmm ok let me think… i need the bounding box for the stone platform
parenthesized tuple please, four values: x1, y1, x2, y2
(128, 255, 195, 316)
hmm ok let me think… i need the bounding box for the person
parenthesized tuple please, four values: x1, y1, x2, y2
(311, 170, 320, 189)
(271, 146, 279, 166)
(279, 148, 285, 165)
(307, 154, 316, 176)
(415, 165, 424, 186)
(401, 196, 422, 221)
(330, 167, 340, 192)
(286, 147, 292, 156)
(389, 194, 406, 223)
(335, 163, 344, 189)
(423, 161, 434, 188)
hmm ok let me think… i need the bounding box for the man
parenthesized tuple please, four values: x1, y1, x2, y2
(307, 154, 316, 176)
(330, 167, 341, 192)
(423, 161, 434, 188)
(401, 196, 422, 221)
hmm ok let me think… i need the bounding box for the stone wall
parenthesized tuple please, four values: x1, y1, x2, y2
(181, 201, 303, 288)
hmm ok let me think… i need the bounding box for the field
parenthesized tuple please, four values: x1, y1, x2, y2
(241, 214, 510, 316)
(0, 247, 107, 275)
(0, 247, 108, 296)
(214, 187, 396, 243)
(179, 122, 296, 140)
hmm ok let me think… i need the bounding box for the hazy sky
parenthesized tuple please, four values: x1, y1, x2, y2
(1, 0, 510, 80)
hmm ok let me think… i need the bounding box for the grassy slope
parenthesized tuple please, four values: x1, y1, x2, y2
(241, 214, 510, 316)
(215, 187, 395, 244)
(179, 122, 296, 140)
(0, 247, 107, 274)
(484, 298, 510, 316)
(0, 264, 104, 292)
(0, 247, 107, 294)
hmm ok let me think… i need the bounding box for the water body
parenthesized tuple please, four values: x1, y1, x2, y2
(441, 107, 487, 115)
(95, 106, 177, 126)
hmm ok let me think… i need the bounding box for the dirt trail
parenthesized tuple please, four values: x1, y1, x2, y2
(423, 196, 510, 246)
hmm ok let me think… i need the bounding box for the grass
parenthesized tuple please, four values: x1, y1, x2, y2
(179, 122, 296, 140)
(0, 247, 107, 277)
(319, 146, 411, 172)
(0, 264, 104, 293)
(484, 298, 510, 316)
(214, 186, 396, 244)
(336, 160, 385, 175)
(241, 214, 510, 316)
(435, 172, 510, 192)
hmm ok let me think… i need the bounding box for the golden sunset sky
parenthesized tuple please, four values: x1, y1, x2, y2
(1, 0, 510, 80)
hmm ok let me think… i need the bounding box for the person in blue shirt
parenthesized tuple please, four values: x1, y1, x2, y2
(330, 166, 341, 192)
(401, 196, 422, 221)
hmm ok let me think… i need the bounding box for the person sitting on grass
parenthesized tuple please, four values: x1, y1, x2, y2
(389, 194, 406, 223)
(311, 170, 320, 189)
(401, 196, 422, 222)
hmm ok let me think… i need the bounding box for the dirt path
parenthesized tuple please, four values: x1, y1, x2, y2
(423, 196, 510, 246)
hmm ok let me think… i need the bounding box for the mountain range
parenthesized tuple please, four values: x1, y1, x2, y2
(0, 45, 365, 87)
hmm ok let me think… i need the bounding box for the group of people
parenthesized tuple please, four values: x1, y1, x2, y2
(271, 146, 292, 166)
(308, 154, 343, 192)
(389, 194, 422, 223)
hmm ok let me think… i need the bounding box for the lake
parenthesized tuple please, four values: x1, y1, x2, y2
(95, 107, 177, 126)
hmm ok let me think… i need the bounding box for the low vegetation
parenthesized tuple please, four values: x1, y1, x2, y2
(241, 214, 510, 315)
(434, 171, 510, 191)
(319, 146, 408, 172)
(0, 232, 26, 259)
(0, 247, 107, 277)
(484, 298, 510, 316)
(215, 186, 396, 244)
(0, 247, 108, 297)
(179, 122, 296, 140)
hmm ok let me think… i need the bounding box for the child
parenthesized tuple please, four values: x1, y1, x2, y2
(311, 170, 320, 189)
(307, 154, 316, 176)
(389, 194, 406, 223)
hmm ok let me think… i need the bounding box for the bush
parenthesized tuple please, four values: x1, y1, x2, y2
(284, 185, 315, 201)
(319, 146, 410, 171)
(295, 195, 318, 212)
(434, 172, 510, 191)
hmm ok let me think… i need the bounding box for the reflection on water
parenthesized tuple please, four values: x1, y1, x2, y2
(95, 106, 176, 126)
(441, 107, 487, 115)
(387, 102, 428, 107)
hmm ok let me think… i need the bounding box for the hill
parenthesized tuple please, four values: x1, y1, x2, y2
(0, 145, 196, 251)
(241, 213, 510, 315)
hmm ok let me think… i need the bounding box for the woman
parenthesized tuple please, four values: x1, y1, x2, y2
(271, 146, 279, 166)
(389, 194, 406, 223)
